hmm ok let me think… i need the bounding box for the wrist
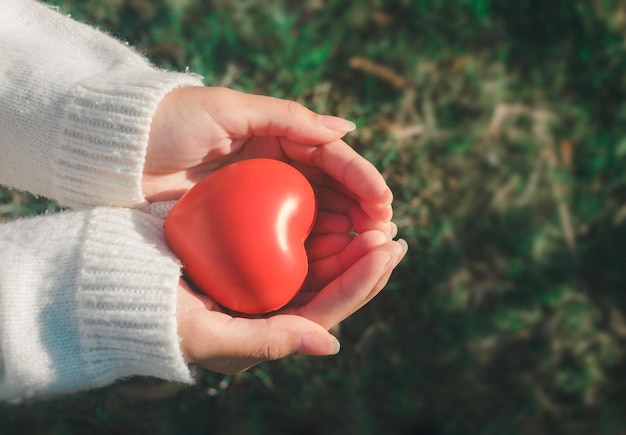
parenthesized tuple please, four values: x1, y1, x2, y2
(76, 208, 193, 386)
(58, 71, 203, 209)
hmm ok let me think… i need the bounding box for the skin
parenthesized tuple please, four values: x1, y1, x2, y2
(144, 86, 408, 374)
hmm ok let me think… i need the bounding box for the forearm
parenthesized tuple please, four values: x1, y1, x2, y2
(0, 208, 192, 401)
(0, 0, 203, 208)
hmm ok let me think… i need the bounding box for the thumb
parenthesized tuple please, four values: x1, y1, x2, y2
(210, 314, 341, 360)
(215, 88, 356, 144)
(179, 308, 341, 373)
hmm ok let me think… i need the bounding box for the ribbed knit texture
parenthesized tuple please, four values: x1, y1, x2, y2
(143, 201, 177, 219)
(56, 71, 203, 208)
(0, 0, 204, 400)
(0, 209, 193, 401)
(0, 0, 204, 208)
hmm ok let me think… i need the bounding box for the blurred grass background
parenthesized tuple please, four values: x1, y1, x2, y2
(3, 0, 626, 433)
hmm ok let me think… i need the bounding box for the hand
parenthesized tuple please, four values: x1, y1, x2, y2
(177, 234, 407, 374)
(149, 86, 407, 372)
(144, 86, 395, 236)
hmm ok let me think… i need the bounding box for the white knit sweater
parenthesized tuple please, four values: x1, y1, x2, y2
(0, 0, 205, 400)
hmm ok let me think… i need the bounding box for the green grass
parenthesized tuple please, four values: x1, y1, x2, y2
(3, 0, 626, 433)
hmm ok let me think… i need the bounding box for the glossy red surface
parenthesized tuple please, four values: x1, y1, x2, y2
(164, 158, 317, 314)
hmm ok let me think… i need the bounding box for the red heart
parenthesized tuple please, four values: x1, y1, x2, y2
(164, 158, 317, 314)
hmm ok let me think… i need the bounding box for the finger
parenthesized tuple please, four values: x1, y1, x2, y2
(292, 241, 400, 329)
(215, 88, 356, 142)
(287, 238, 404, 309)
(294, 163, 359, 202)
(390, 221, 399, 239)
(306, 233, 354, 261)
(184, 311, 339, 372)
(314, 186, 394, 235)
(313, 184, 358, 212)
(340, 239, 408, 318)
(310, 211, 353, 235)
(349, 205, 396, 235)
(302, 167, 394, 225)
(281, 140, 393, 219)
(306, 230, 390, 291)
(304, 166, 393, 224)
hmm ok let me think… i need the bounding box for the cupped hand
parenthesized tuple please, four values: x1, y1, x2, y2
(144, 86, 395, 236)
(150, 86, 408, 372)
(177, 234, 407, 374)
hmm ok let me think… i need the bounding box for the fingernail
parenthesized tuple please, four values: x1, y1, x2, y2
(390, 222, 398, 239)
(388, 239, 408, 267)
(320, 115, 356, 133)
(398, 238, 409, 256)
(298, 333, 341, 356)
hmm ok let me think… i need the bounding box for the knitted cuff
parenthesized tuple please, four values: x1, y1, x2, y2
(56, 69, 203, 209)
(75, 208, 193, 388)
(0, 208, 192, 401)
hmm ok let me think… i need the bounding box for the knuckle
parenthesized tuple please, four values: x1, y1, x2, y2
(310, 145, 325, 168)
(284, 99, 306, 116)
(254, 334, 292, 361)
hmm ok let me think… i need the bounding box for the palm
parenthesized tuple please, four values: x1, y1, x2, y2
(150, 87, 406, 372)
(143, 87, 394, 234)
(178, 227, 403, 374)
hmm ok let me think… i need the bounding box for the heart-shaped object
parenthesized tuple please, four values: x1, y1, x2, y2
(164, 158, 317, 314)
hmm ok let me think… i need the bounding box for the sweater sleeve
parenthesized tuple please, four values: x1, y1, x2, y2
(0, 207, 194, 401)
(0, 0, 204, 209)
